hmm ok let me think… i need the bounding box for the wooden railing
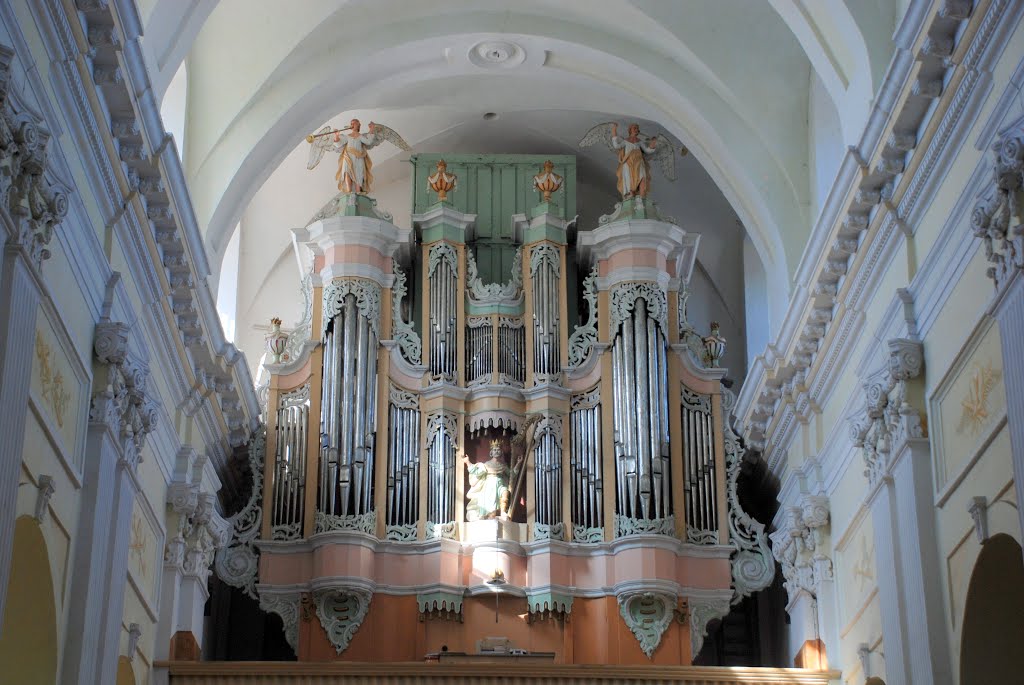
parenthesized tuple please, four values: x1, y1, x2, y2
(159, 661, 840, 685)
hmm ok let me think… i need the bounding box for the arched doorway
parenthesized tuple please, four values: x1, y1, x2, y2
(0, 516, 58, 684)
(960, 533, 1024, 684)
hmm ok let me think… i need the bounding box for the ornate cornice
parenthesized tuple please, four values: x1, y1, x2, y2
(45, 0, 261, 472)
(737, 1, 1004, 466)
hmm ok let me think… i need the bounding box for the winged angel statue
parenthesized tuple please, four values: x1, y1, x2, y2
(579, 122, 679, 199)
(306, 118, 410, 195)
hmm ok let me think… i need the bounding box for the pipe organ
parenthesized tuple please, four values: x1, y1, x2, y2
(270, 384, 309, 540)
(239, 154, 772, 665)
(610, 285, 673, 530)
(317, 281, 380, 530)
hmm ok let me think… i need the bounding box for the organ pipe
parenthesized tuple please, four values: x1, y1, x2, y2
(570, 387, 603, 532)
(318, 291, 378, 522)
(466, 316, 493, 384)
(681, 386, 717, 543)
(429, 243, 458, 383)
(533, 416, 563, 527)
(386, 384, 421, 528)
(530, 245, 561, 381)
(427, 412, 457, 525)
(610, 293, 672, 521)
(272, 384, 310, 540)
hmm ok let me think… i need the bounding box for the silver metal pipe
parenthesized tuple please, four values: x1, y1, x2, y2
(686, 408, 696, 528)
(647, 315, 662, 518)
(387, 403, 396, 525)
(634, 303, 651, 519)
(658, 335, 671, 513)
(352, 314, 368, 513)
(612, 334, 625, 515)
(364, 327, 378, 513)
(593, 406, 602, 526)
(330, 318, 343, 514)
(411, 410, 420, 524)
(704, 410, 715, 530)
(621, 314, 637, 518)
(573, 410, 581, 525)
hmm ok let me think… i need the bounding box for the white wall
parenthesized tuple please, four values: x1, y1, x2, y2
(808, 70, 844, 223)
(743, 235, 769, 370)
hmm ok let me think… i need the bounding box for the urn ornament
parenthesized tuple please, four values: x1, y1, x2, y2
(702, 321, 726, 367)
(266, 317, 288, 363)
(427, 159, 457, 202)
(532, 160, 563, 202)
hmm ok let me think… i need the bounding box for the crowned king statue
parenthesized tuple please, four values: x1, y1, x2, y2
(465, 439, 511, 521)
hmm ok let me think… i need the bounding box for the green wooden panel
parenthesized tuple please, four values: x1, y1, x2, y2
(410, 154, 576, 284)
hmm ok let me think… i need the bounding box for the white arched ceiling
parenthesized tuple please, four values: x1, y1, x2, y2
(151, 0, 907, 337)
(137, 0, 217, 99)
(769, 0, 898, 145)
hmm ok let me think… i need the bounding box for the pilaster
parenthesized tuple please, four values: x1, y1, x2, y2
(61, 319, 158, 685)
(970, 122, 1024, 553)
(769, 494, 835, 667)
(854, 338, 950, 685)
(158, 449, 230, 663)
(0, 244, 42, 631)
(0, 41, 68, 632)
(993, 273, 1024, 545)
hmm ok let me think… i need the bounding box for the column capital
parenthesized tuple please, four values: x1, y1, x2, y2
(770, 495, 833, 609)
(0, 45, 69, 274)
(89, 319, 158, 470)
(971, 122, 1024, 295)
(849, 338, 925, 489)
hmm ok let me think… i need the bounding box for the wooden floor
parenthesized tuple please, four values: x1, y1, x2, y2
(158, 661, 841, 684)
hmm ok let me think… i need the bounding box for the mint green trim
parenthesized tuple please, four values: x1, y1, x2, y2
(420, 223, 469, 244)
(527, 591, 573, 615)
(466, 301, 525, 316)
(410, 154, 576, 283)
(529, 201, 563, 219)
(523, 220, 568, 245)
(417, 591, 464, 615)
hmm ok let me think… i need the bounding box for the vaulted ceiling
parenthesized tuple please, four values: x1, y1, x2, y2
(136, 0, 907, 361)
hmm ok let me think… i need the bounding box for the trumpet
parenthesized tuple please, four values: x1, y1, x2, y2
(305, 122, 375, 143)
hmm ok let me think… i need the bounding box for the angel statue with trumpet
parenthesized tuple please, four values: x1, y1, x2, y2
(306, 118, 410, 195)
(579, 122, 680, 199)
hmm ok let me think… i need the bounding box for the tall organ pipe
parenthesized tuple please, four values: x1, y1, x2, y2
(681, 386, 716, 541)
(611, 294, 672, 521)
(386, 385, 420, 528)
(317, 290, 379, 523)
(570, 388, 603, 532)
(273, 386, 309, 539)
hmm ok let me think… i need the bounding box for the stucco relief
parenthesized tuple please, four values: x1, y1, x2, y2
(127, 502, 159, 606)
(34, 331, 69, 428)
(836, 516, 876, 631)
(931, 321, 1007, 491)
(30, 317, 82, 459)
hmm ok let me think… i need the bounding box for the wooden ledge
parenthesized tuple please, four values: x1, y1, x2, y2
(156, 660, 840, 684)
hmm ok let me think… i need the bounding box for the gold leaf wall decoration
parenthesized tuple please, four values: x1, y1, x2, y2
(35, 331, 69, 427)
